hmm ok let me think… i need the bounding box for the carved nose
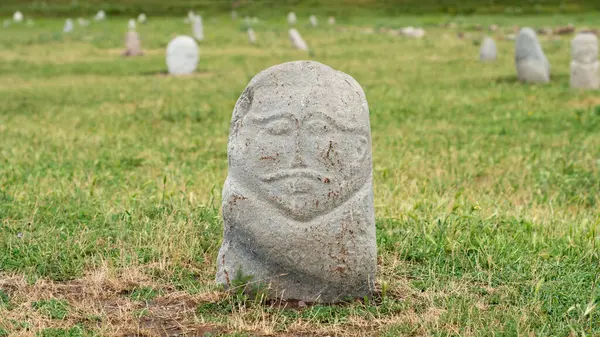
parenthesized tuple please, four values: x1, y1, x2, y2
(291, 131, 307, 168)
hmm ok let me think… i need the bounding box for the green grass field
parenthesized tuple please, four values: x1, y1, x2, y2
(0, 13, 599, 336)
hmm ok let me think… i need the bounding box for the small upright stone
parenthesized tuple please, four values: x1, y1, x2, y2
(289, 28, 308, 50)
(309, 15, 318, 27)
(166, 35, 199, 75)
(480, 37, 497, 61)
(137, 13, 147, 24)
(231, 10, 237, 20)
(216, 60, 377, 303)
(192, 15, 204, 41)
(247, 28, 257, 45)
(128, 19, 136, 31)
(94, 10, 105, 21)
(185, 11, 196, 23)
(13, 11, 23, 23)
(515, 27, 550, 83)
(570, 33, 599, 89)
(287, 12, 297, 25)
(328, 16, 336, 25)
(122, 31, 142, 56)
(63, 19, 74, 33)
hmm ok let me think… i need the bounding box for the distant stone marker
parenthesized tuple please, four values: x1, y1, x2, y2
(570, 33, 599, 89)
(166, 35, 199, 75)
(231, 10, 237, 20)
(515, 27, 550, 83)
(192, 15, 204, 41)
(94, 10, 106, 21)
(128, 19, 136, 31)
(247, 28, 257, 45)
(328, 16, 336, 25)
(216, 60, 377, 303)
(63, 19, 74, 33)
(289, 28, 308, 50)
(400, 26, 425, 38)
(13, 11, 23, 23)
(185, 11, 196, 23)
(123, 31, 143, 56)
(309, 15, 318, 27)
(3, 20, 10, 28)
(287, 12, 297, 25)
(77, 18, 89, 27)
(137, 13, 147, 24)
(480, 37, 497, 61)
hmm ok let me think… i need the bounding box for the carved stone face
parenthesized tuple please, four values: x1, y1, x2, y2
(228, 62, 371, 221)
(572, 33, 598, 64)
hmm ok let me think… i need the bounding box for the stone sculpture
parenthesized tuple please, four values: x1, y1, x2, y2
(192, 15, 204, 41)
(94, 10, 106, 21)
(515, 27, 550, 83)
(216, 60, 377, 303)
(288, 12, 297, 25)
(570, 33, 599, 89)
(137, 13, 147, 24)
(128, 19, 136, 31)
(480, 37, 497, 61)
(166, 35, 199, 75)
(247, 28, 257, 45)
(13, 11, 23, 23)
(123, 31, 142, 56)
(63, 19, 73, 33)
(289, 28, 308, 50)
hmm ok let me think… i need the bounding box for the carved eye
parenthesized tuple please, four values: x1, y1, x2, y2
(265, 118, 294, 135)
(305, 119, 331, 133)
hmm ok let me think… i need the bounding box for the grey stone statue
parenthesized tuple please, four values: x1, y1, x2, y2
(515, 27, 550, 83)
(216, 61, 377, 303)
(570, 33, 599, 89)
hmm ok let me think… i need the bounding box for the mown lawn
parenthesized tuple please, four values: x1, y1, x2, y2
(0, 13, 599, 336)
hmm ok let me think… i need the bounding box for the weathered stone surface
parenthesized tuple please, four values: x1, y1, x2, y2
(216, 60, 377, 303)
(309, 15, 318, 27)
(287, 12, 297, 25)
(166, 35, 199, 75)
(137, 13, 147, 23)
(480, 37, 497, 61)
(571, 33, 599, 89)
(192, 15, 204, 41)
(128, 19, 136, 31)
(247, 28, 257, 45)
(515, 27, 550, 83)
(122, 31, 142, 56)
(289, 29, 308, 50)
(63, 19, 73, 33)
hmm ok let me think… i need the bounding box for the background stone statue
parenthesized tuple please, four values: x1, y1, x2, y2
(216, 61, 377, 303)
(570, 33, 599, 89)
(515, 27, 550, 83)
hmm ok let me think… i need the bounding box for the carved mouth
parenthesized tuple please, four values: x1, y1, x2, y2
(260, 169, 324, 182)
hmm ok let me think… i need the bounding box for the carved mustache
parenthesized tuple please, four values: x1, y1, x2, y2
(260, 169, 324, 182)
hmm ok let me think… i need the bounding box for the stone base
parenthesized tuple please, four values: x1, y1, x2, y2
(517, 60, 550, 83)
(571, 61, 599, 89)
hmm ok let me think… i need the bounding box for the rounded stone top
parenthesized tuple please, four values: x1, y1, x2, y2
(166, 35, 199, 75)
(572, 32, 598, 63)
(231, 60, 369, 132)
(515, 27, 547, 63)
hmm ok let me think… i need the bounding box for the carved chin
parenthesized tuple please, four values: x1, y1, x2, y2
(273, 195, 325, 221)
